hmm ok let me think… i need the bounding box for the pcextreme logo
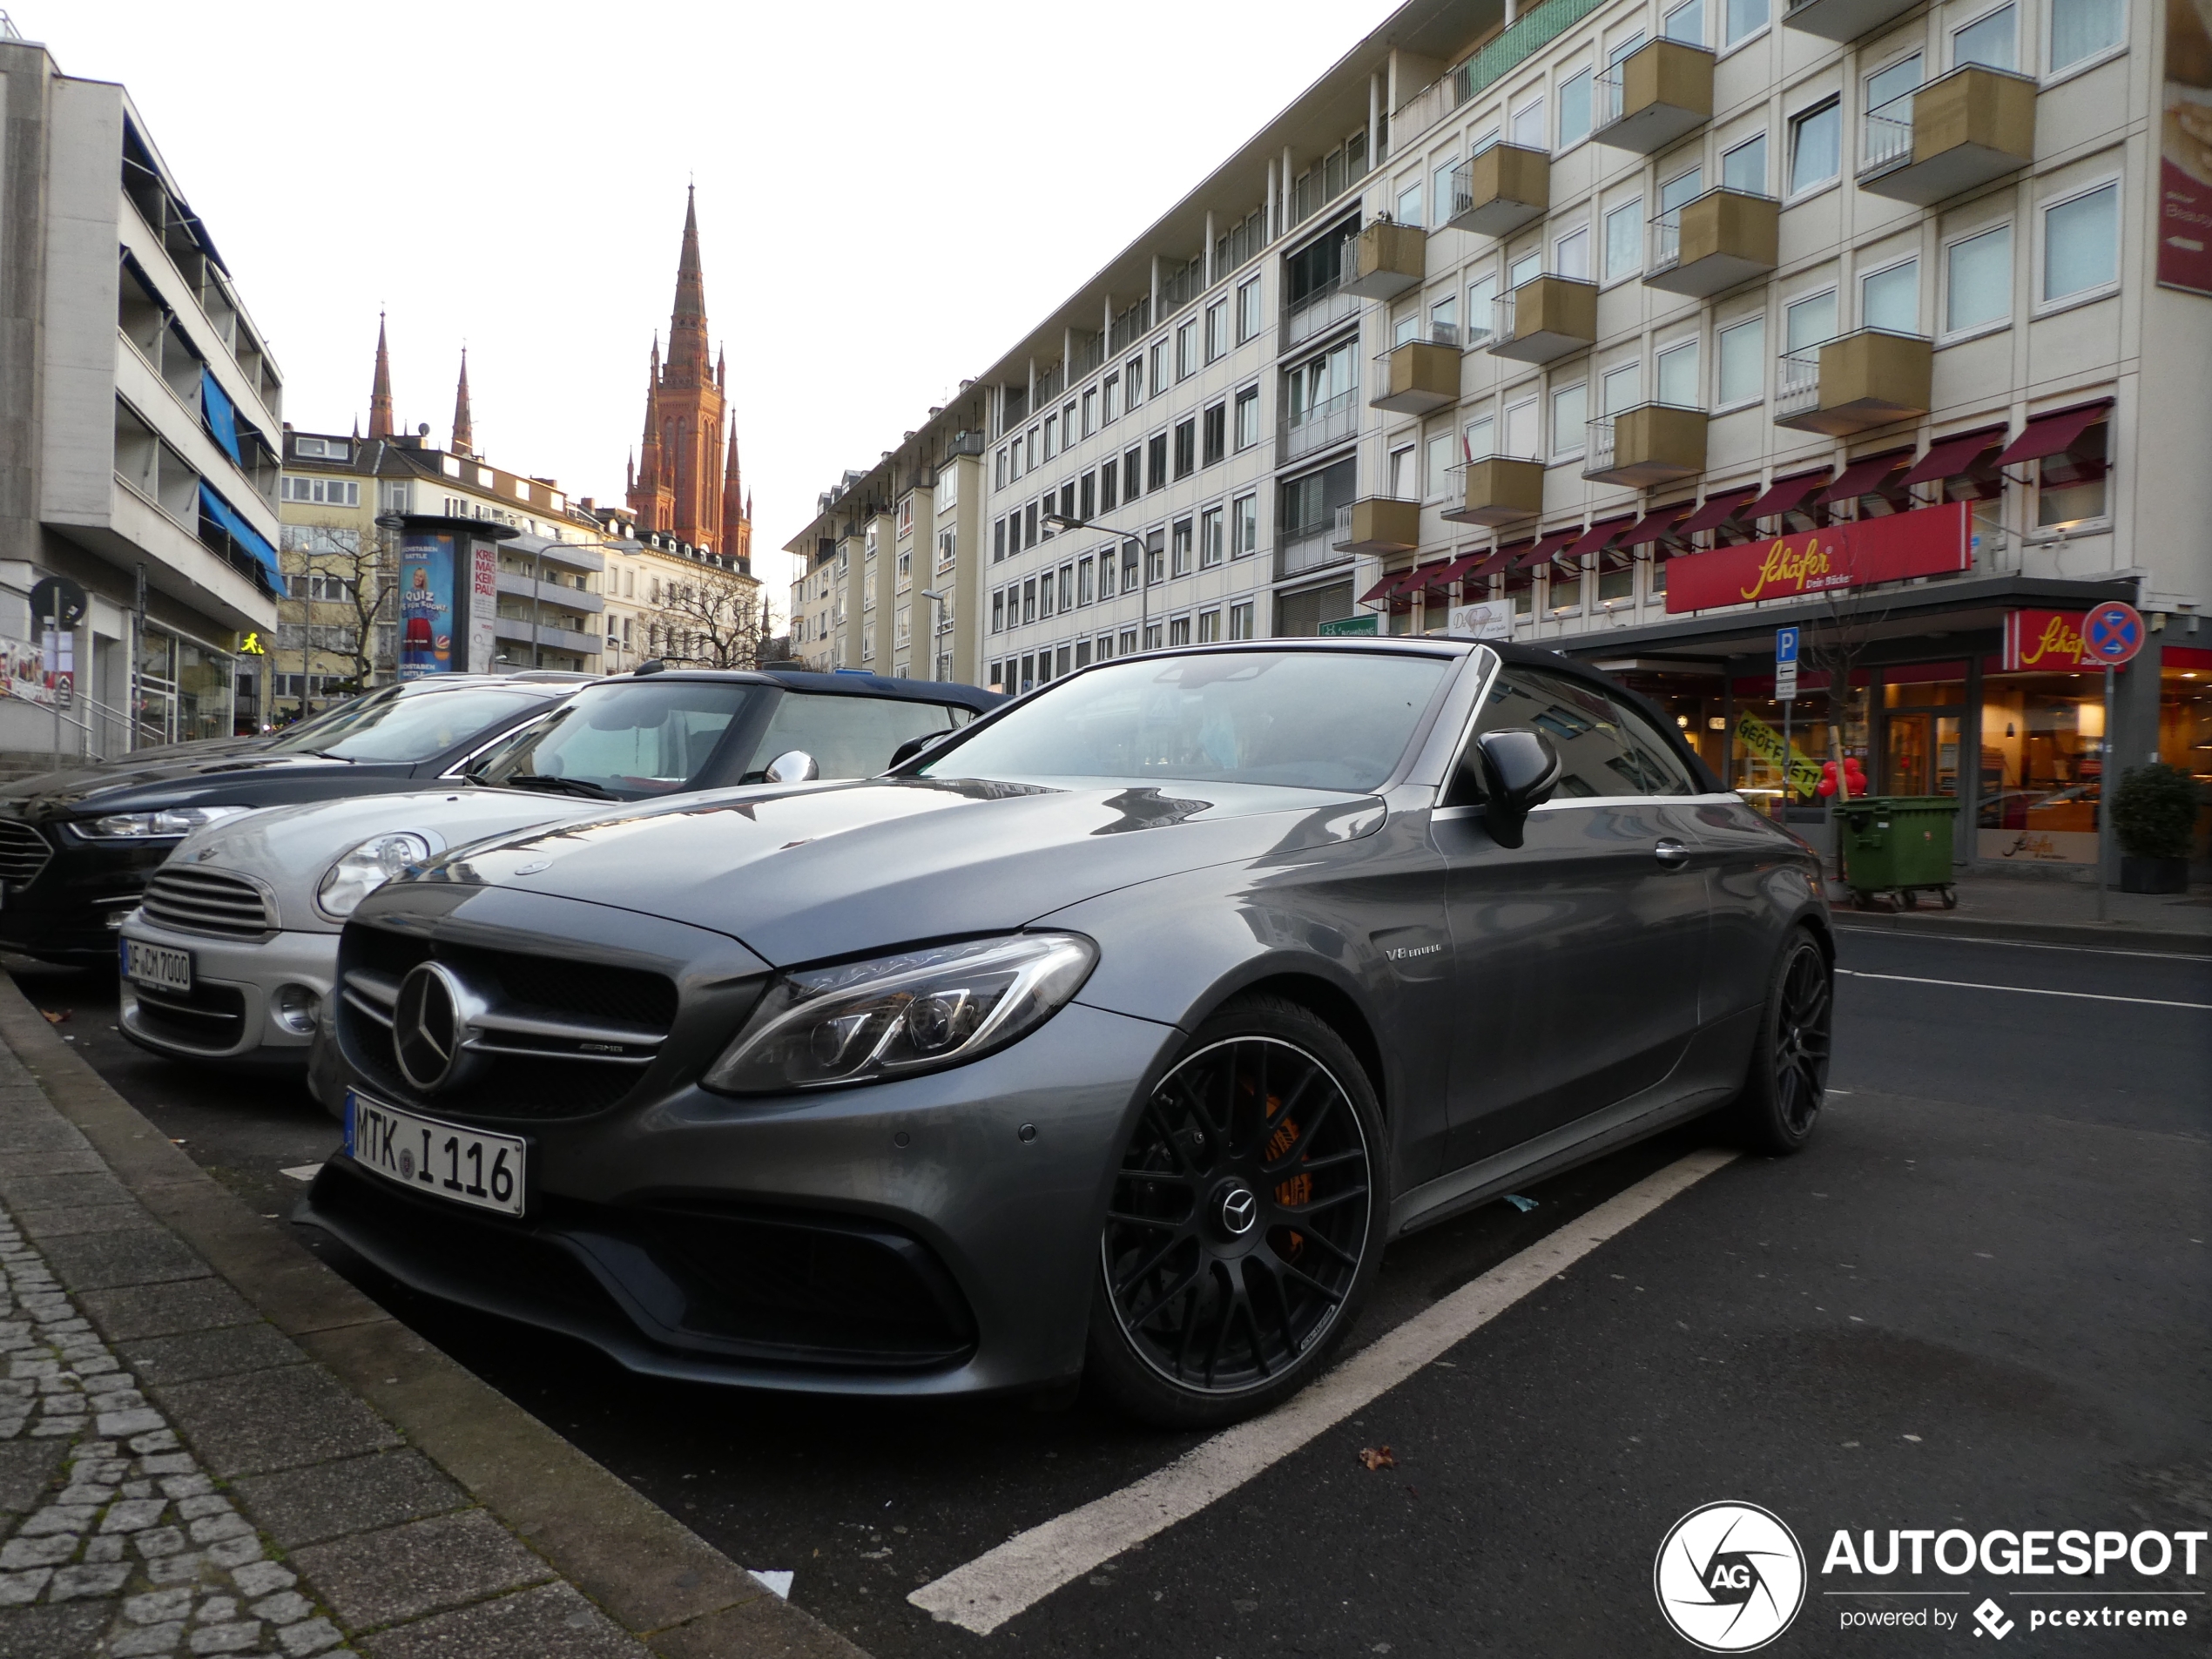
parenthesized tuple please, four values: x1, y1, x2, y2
(1655, 1501, 1808, 1652)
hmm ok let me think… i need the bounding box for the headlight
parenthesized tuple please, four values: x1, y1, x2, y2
(314, 832, 434, 921)
(78, 806, 254, 840)
(703, 933, 1096, 1095)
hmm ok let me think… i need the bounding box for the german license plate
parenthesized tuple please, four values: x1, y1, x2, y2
(344, 1091, 526, 1217)
(123, 938, 192, 995)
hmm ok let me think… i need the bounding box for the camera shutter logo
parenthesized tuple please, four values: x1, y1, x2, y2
(1654, 1501, 1806, 1652)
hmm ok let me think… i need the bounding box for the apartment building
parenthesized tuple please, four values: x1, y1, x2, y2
(0, 24, 286, 755)
(793, 0, 2210, 875)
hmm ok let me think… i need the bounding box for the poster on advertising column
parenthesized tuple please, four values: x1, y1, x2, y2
(396, 532, 456, 678)
(2164, 0, 2212, 296)
(467, 537, 498, 673)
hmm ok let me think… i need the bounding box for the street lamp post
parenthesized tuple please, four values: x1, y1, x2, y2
(918, 588, 947, 679)
(1042, 514, 1148, 656)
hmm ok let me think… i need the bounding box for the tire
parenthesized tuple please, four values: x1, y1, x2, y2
(1084, 995, 1386, 1429)
(1726, 927, 1834, 1156)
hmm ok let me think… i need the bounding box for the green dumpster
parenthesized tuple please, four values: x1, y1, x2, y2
(1836, 795, 1959, 910)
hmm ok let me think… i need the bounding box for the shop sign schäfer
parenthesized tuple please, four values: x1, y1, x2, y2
(1664, 502, 1971, 614)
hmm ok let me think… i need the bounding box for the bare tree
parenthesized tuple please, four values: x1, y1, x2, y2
(641, 562, 774, 670)
(285, 523, 394, 693)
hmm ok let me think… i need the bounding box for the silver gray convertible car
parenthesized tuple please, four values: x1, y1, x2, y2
(303, 639, 1832, 1426)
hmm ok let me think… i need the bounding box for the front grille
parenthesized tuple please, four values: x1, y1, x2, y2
(0, 819, 52, 885)
(141, 867, 273, 938)
(338, 925, 682, 1123)
(132, 982, 246, 1052)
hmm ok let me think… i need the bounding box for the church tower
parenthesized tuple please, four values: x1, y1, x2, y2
(626, 189, 748, 565)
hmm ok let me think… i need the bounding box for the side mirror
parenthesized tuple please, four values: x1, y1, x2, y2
(1474, 727, 1561, 849)
(763, 750, 819, 785)
(887, 729, 952, 771)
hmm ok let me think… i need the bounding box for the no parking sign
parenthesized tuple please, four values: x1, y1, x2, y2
(2080, 601, 2145, 667)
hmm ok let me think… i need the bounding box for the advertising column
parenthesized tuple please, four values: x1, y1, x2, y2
(465, 535, 499, 673)
(395, 532, 457, 678)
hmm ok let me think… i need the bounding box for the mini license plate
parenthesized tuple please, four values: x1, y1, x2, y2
(122, 938, 192, 995)
(344, 1091, 526, 1217)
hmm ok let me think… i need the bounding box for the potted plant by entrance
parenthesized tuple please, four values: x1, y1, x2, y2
(2110, 763, 2197, 894)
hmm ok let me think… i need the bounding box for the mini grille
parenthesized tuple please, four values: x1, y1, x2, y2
(141, 867, 273, 938)
(0, 819, 52, 885)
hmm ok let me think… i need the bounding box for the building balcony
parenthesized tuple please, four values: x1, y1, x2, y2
(1487, 276, 1598, 365)
(1444, 143, 1549, 238)
(1783, 0, 1923, 42)
(1773, 329, 1933, 435)
(1644, 189, 1778, 298)
(1594, 41, 1714, 155)
(1858, 64, 2036, 207)
(1276, 526, 1349, 583)
(494, 570, 604, 613)
(1332, 498, 1421, 555)
(1342, 220, 1426, 300)
(1370, 329, 1462, 415)
(1284, 274, 1361, 350)
(1280, 388, 1361, 462)
(492, 616, 603, 657)
(1584, 405, 1708, 487)
(1440, 457, 1545, 527)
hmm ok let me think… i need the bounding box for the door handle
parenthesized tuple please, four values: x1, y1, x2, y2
(1654, 839, 1691, 868)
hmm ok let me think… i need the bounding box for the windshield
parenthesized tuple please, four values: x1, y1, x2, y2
(264, 686, 554, 763)
(921, 651, 1451, 792)
(475, 682, 771, 799)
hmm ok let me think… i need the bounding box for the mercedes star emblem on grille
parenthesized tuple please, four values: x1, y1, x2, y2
(393, 962, 469, 1092)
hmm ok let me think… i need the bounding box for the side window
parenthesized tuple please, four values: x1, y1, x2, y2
(1460, 666, 1651, 799)
(746, 695, 964, 781)
(1606, 696, 1700, 795)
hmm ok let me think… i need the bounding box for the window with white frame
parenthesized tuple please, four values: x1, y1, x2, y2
(1197, 610, 1221, 644)
(1503, 395, 1540, 459)
(1389, 444, 1416, 498)
(1425, 428, 1455, 497)
(2049, 0, 2123, 72)
(1861, 258, 1919, 331)
(1127, 354, 1145, 408)
(1785, 288, 1838, 354)
(1723, 0, 1768, 48)
(1229, 602, 1254, 640)
(1204, 299, 1228, 363)
(2041, 181, 2119, 304)
(1601, 361, 1642, 414)
(1656, 339, 1699, 407)
(1603, 199, 1642, 281)
(1558, 68, 1593, 148)
(1396, 180, 1424, 226)
(1555, 226, 1590, 280)
(1393, 307, 1420, 347)
(1551, 381, 1588, 457)
(1463, 413, 1495, 462)
(1788, 99, 1841, 196)
(1952, 3, 2017, 70)
(1103, 373, 1123, 423)
(1945, 223, 2013, 334)
(1200, 506, 1224, 568)
(1150, 341, 1170, 395)
(1511, 95, 1546, 149)
(1168, 617, 1190, 647)
(1659, 169, 1702, 217)
(1176, 319, 1198, 380)
(1433, 157, 1458, 222)
(1722, 132, 1767, 193)
(2037, 414, 2109, 527)
(1042, 417, 1056, 462)
(1431, 293, 1458, 342)
(1237, 277, 1263, 343)
(1716, 315, 1764, 405)
(1467, 272, 1497, 345)
(1663, 0, 1704, 43)
(1081, 388, 1096, 437)
(1232, 494, 1258, 558)
(1234, 386, 1259, 449)
(1508, 249, 1543, 288)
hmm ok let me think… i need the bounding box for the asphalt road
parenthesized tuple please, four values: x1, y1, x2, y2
(8, 926, 2209, 1657)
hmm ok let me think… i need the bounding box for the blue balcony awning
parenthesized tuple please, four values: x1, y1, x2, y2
(198, 481, 282, 586)
(199, 371, 241, 466)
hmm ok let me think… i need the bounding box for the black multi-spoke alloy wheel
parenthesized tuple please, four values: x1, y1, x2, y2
(1728, 927, 1833, 1155)
(1086, 995, 1385, 1427)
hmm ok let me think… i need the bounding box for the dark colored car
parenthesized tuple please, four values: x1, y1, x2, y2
(303, 641, 1832, 1426)
(0, 674, 593, 963)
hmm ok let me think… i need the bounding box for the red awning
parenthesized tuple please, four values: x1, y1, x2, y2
(1409, 550, 1487, 594)
(1676, 489, 1757, 537)
(1815, 451, 1910, 504)
(1995, 400, 2113, 467)
(1618, 505, 1691, 549)
(1358, 569, 1412, 604)
(1900, 428, 2005, 487)
(1513, 529, 1582, 570)
(1565, 516, 1636, 561)
(1471, 543, 1528, 581)
(1743, 471, 1829, 520)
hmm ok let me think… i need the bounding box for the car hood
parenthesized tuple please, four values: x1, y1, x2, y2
(0, 751, 388, 816)
(408, 775, 1387, 968)
(166, 788, 609, 933)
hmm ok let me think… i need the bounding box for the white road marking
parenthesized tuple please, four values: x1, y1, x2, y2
(907, 1146, 1738, 1636)
(280, 1164, 323, 1183)
(1835, 968, 2212, 1011)
(1833, 927, 2212, 964)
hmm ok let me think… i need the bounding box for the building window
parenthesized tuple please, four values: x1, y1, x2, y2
(1101, 457, 1120, 513)
(1081, 388, 1097, 437)
(1202, 402, 1226, 466)
(1150, 340, 1170, 396)
(1788, 99, 1840, 196)
(1601, 361, 1642, 415)
(1126, 446, 1144, 497)
(1098, 549, 1116, 597)
(995, 448, 1008, 489)
(1664, 0, 1704, 42)
(1656, 340, 1699, 407)
(1785, 288, 1837, 358)
(1237, 277, 1263, 343)
(1953, 3, 2017, 70)
(2036, 415, 2109, 527)
(1145, 529, 1166, 586)
(1168, 617, 1192, 647)
(1945, 223, 2013, 335)
(1389, 444, 1416, 498)
(1078, 557, 1095, 605)
(1511, 96, 1545, 149)
(1466, 273, 1497, 346)
(1197, 610, 1221, 644)
(1557, 68, 1593, 149)
(1229, 602, 1254, 640)
(994, 517, 1007, 562)
(1103, 373, 1123, 423)
(1234, 387, 1259, 450)
(1551, 382, 1588, 458)
(1147, 434, 1169, 491)
(1721, 133, 1767, 195)
(1395, 180, 1424, 226)
(1717, 316, 1764, 406)
(1200, 506, 1224, 568)
(1602, 199, 1642, 282)
(1862, 258, 1919, 332)
(1042, 415, 1057, 462)
(1232, 493, 1258, 558)
(1463, 413, 1494, 462)
(1723, 0, 1768, 47)
(1143, 624, 1163, 651)
(1171, 518, 1194, 577)
(1204, 299, 1229, 363)
(1176, 320, 1198, 381)
(1173, 419, 1197, 479)
(992, 590, 1005, 633)
(1079, 472, 1096, 522)
(1024, 502, 1038, 547)
(2041, 181, 2119, 305)
(2050, 0, 2123, 72)
(1059, 564, 1075, 611)
(1554, 226, 1590, 281)
(1122, 629, 1141, 655)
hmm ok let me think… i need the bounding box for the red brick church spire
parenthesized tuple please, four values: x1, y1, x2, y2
(720, 414, 751, 571)
(625, 193, 739, 553)
(449, 347, 473, 457)
(367, 312, 395, 441)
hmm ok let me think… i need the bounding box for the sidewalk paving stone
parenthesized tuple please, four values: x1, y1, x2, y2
(151, 1365, 402, 1477)
(294, 1509, 555, 1629)
(120, 1323, 308, 1386)
(234, 1451, 466, 1549)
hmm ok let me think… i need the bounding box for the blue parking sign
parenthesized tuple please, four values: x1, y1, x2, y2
(1776, 626, 1799, 665)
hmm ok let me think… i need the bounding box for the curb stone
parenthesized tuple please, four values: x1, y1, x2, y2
(0, 970, 864, 1659)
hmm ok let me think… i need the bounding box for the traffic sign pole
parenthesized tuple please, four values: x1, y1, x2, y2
(2078, 601, 2144, 927)
(1775, 627, 1799, 819)
(2099, 664, 2114, 924)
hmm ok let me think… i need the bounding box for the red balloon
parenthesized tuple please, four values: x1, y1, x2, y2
(1816, 777, 1837, 797)
(1822, 760, 1839, 777)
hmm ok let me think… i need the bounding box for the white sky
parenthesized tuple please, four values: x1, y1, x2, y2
(27, 0, 1400, 610)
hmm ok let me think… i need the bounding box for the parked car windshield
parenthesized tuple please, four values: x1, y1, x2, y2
(475, 682, 771, 799)
(262, 686, 554, 763)
(921, 651, 1451, 792)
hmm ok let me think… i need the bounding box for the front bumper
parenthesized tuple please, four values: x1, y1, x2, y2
(117, 916, 336, 1066)
(302, 997, 1178, 1397)
(0, 826, 168, 962)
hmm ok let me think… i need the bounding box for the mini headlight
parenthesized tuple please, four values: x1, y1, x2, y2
(703, 933, 1096, 1095)
(314, 832, 434, 921)
(79, 806, 254, 840)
